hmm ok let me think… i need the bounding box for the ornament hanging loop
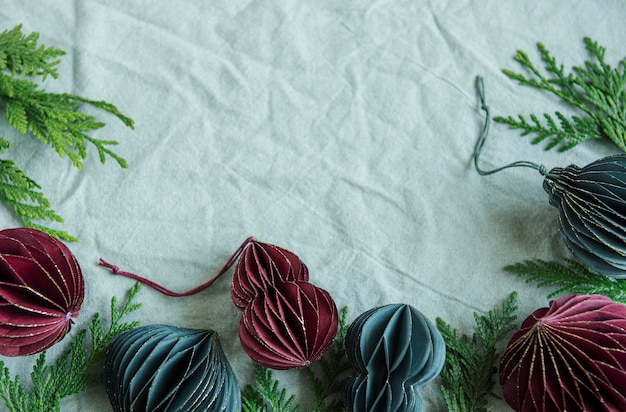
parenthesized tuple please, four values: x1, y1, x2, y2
(99, 236, 256, 297)
(473, 76, 547, 176)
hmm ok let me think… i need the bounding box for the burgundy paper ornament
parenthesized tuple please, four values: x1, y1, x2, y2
(0, 228, 84, 356)
(239, 280, 338, 369)
(99, 237, 309, 305)
(231, 239, 309, 310)
(99, 237, 339, 370)
(500, 294, 626, 412)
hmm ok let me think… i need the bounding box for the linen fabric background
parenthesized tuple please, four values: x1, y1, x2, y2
(1, 1, 625, 410)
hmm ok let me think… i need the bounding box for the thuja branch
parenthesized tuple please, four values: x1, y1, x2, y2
(436, 292, 518, 412)
(2, 77, 134, 168)
(496, 38, 626, 152)
(505, 258, 626, 303)
(306, 306, 352, 412)
(0, 283, 142, 412)
(0, 137, 73, 240)
(241, 366, 301, 412)
(0, 24, 64, 80)
(0, 24, 134, 240)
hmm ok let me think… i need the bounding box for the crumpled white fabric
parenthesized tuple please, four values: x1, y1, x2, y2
(1, 1, 625, 410)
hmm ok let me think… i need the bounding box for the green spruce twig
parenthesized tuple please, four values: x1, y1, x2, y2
(505, 258, 626, 303)
(495, 38, 626, 151)
(0, 24, 134, 240)
(0, 282, 142, 412)
(436, 292, 518, 412)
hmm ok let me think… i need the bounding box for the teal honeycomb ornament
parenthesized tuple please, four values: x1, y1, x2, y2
(104, 324, 241, 412)
(543, 155, 626, 277)
(344, 304, 446, 412)
(475, 77, 626, 278)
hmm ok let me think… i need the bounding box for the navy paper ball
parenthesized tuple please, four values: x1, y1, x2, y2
(544, 154, 626, 278)
(104, 325, 241, 412)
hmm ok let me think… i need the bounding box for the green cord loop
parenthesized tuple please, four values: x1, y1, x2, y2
(473, 76, 547, 176)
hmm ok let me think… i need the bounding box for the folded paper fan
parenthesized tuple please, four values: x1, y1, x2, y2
(500, 294, 626, 412)
(104, 324, 241, 412)
(0, 228, 84, 356)
(239, 280, 338, 369)
(344, 304, 446, 412)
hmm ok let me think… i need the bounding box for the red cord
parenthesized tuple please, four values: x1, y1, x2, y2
(98, 236, 256, 297)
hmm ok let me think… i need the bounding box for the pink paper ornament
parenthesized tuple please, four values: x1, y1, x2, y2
(500, 294, 626, 412)
(0, 228, 84, 356)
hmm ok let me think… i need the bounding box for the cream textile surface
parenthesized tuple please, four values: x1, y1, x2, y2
(1, 1, 626, 410)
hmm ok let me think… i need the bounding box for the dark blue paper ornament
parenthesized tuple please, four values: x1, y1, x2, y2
(104, 324, 241, 412)
(474, 77, 626, 278)
(344, 304, 446, 412)
(544, 156, 626, 277)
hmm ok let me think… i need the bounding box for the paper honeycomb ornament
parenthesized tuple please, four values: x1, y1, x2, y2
(100, 237, 338, 369)
(104, 324, 241, 412)
(0, 228, 84, 356)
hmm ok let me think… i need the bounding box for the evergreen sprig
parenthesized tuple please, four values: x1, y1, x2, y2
(242, 306, 352, 412)
(495, 38, 626, 151)
(0, 24, 64, 80)
(0, 138, 73, 240)
(306, 306, 352, 412)
(0, 24, 134, 240)
(436, 292, 518, 412)
(2, 75, 134, 168)
(242, 366, 301, 412)
(0, 282, 142, 412)
(505, 258, 626, 303)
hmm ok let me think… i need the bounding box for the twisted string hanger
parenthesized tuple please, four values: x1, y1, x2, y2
(473, 76, 548, 176)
